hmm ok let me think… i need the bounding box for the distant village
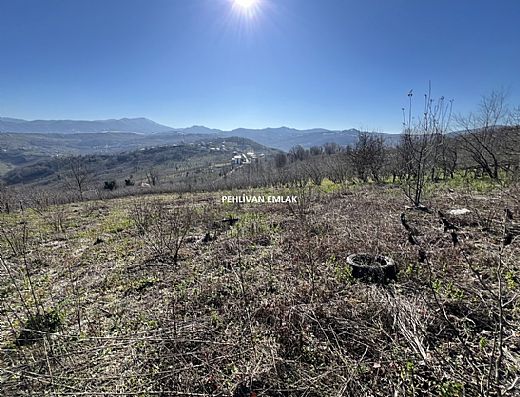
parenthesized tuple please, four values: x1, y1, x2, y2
(206, 142, 265, 166)
(133, 139, 266, 167)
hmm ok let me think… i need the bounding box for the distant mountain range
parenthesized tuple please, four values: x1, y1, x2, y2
(0, 117, 174, 134)
(0, 116, 400, 151)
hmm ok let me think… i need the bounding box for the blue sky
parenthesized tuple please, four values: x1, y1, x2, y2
(0, 0, 519, 132)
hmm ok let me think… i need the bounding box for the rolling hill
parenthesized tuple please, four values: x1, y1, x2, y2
(1, 137, 278, 188)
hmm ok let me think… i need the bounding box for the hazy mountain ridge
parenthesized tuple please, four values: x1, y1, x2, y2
(217, 127, 394, 150)
(0, 116, 402, 153)
(0, 117, 175, 134)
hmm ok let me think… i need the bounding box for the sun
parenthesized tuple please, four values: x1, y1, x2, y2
(234, 0, 258, 8)
(229, 0, 263, 23)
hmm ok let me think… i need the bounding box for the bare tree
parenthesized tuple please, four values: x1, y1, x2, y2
(323, 151, 351, 183)
(456, 90, 511, 180)
(0, 183, 13, 213)
(351, 132, 385, 182)
(506, 109, 520, 178)
(63, 156, 93, 201)
(436, 134, 458, 180)
(146, 168, 159, 186)
(309, 146, 323, 156)
(300, 156, 325, 185)
(399, 83, 453, 207)
(274, 153, 287, 169)
(288, 145, 308, 162)
(323, 142, 340, 155)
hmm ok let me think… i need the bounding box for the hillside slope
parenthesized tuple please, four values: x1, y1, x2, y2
(1, 137, 277, 188)
(0, 184, 518, 395)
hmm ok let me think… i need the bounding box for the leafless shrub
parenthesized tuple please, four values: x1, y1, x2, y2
(146, 167, 159, 186)
(0, 214, 54, 349)
(0, 184, 13, 213)
(285, 185, 314, 223)
(399, 83, 453, 207)
(131, 199, 194, 264)
(397, 189, 520, 396)
(45, 205, 67, 234)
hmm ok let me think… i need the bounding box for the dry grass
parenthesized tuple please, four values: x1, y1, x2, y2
(1, 183, 519, 396)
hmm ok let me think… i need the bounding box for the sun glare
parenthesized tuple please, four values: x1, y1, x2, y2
(234, 0, 257, 9)
(232, 0, 261, 17)
(228, 0, 265, 29)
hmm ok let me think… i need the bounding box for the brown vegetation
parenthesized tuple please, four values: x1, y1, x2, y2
(1, 181, 519, 396)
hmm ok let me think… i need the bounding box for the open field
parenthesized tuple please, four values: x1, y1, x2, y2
(2, 0, 520, 395)
(1, 182, 519, 396)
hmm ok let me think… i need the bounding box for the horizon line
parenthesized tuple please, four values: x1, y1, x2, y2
(0, 115, 402, 134)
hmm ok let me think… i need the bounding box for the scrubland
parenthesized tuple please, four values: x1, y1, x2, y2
(1, 180, 519, 396)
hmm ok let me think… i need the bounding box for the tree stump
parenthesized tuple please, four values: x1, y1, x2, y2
(347, 254, 398, 284)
